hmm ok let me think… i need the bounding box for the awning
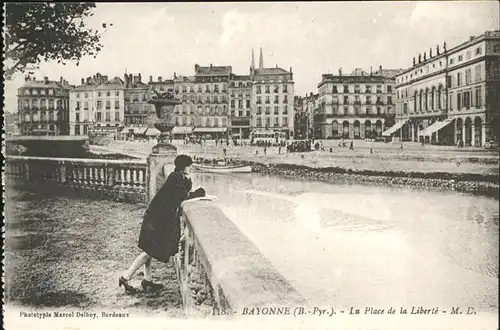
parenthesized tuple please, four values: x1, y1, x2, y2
(381, 119, 408, 137)
(193, 127, 227, 133)
(172, 126, 193, 134)
(132, 127, 147, 134)
(144, 128, 161, 136)
(418, 119, 453, 136)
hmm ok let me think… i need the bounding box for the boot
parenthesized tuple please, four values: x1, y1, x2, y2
(141, 279, 164, 292)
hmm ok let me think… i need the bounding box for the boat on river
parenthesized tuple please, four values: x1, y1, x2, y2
(192, 163, 252, 174)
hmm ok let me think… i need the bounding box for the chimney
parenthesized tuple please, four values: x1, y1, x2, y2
(25, 75, 29, 82)
(149, 75, 153, 83)
(158, 76, 162, 82)
(44, 76, 49, 84)
(124, 73, 128, 87)
(138, 73, 141, 83)
(470, 36, 474, 41)
(290, 67, 292, 73)
(60, 76, 63, 84)
(379, 65, 382, 73)
(174, 72, 177, 79)
(210, 63, 213, 70)
(81, 78, 85, 85)
(128, 74, 132, 85)
(195, 64, 199, 72)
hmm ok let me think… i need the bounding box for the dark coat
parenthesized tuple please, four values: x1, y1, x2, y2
(138, 170, 203, 263)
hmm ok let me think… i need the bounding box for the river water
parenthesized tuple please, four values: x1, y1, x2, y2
(191, 171, 498, 314)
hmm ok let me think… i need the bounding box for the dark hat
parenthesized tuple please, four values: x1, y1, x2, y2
(174, 154, 193, 169)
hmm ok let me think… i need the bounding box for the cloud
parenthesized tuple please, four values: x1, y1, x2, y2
(220, 10, 248, 44)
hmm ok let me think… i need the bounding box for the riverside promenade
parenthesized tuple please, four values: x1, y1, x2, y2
(92, 140, 499, 176)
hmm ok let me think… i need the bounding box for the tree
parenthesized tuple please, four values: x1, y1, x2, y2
(4, 2, 111, 79)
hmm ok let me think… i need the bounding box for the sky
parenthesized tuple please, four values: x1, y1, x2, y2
(4, 1, 500, 113)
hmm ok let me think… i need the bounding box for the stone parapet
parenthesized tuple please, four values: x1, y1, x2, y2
(175, 200, 305, 317)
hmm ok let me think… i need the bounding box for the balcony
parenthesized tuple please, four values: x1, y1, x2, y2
(265, 101, 270, 104)
(256, 101, 262, 104)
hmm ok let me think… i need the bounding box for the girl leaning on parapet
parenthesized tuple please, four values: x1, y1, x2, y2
(119, 154, 212, 294)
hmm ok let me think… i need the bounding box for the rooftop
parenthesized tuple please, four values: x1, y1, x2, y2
(195, 64, 232, 76)
(254, 67, 291, 75)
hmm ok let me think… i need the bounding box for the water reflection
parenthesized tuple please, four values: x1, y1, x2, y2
(192, 172, 499, 312)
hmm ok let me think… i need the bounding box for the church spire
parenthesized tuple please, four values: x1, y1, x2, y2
(251, 48, 255, 71)
(259, 47, 264, 69)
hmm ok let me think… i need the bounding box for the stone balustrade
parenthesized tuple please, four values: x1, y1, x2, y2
(176, 200, 305, 317)
(5, 156, 147, 203)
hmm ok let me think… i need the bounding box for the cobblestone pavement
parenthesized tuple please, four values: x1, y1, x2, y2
(4, 182, 183, 316)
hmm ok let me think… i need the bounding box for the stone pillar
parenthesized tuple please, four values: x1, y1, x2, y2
(409, 124, 413, 142)
(360, 123, 365, 139)
(146, 144, 178, 204)
(349, 123, 354, 139)
(481, 123, 489, 147)
(462, 124, 466, 146)
(415, 125, 419, 142)
(471, 124, 475, 147)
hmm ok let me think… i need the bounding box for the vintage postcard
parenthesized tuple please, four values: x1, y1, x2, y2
(2, 2, 499, 330)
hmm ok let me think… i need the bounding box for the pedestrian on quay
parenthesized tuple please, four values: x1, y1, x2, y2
(264, 146, 267, 155)
(119, 155, 207, 294)
(349, 141, 354, 150)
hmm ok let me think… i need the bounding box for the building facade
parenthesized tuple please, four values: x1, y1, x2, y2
(250, 48, 295, 138)
(17, 76, 71, 136)
(395, 30, 500, 146)
(315, 67, 399, 139)
(69, 73, 125, 136)
(123, 73, 154, 126)
(229, 74, 252, 138)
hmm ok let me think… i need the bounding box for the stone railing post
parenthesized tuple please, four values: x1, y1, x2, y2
(146, 144, 177, 205)
(59, 161, 67, 183)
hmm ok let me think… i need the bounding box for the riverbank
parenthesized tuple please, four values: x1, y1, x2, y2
(193, 156, 499, 198)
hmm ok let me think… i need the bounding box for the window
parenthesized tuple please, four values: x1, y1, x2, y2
(265, 117, 270, 128)
(106, 91, 110, 97)
(466, 51, 471, 60)
(283, 95, 288, 104)
(265, 85, 270, 93)
(96, 112, 102, 121)
(75, 125, 80, 135)
(458, 55, 463, 62)
(387, 85, 392, 93)
(265, 106, 270, 115)
(265, 96, 270, 104)
(105, 112, 111, 122)
(257, 85, 261, 94)
(474, 65, 482, 82)
(343, 85, 349, 93)
(274, 95, 279, 103)
(231, 100, 235, 108)
(96, 101, 102, 110)
(344, 96, 349, 104)
(75, 113, 80, 122)
(246, 100, 250, 108)
(465, 69, 472, 85)
(463, 91, 471, 109)
(76, 101, 81, 110)
(257, 96, 262, 104)
(476, 47, 482, 55)
(388, 96, 393, 104)
(475, 87, 482, 107)
(274, 117, 279, 126)
(457, 93, 462, 110)
(366, 96, 372, 104)
(98, 92, 101, 97)
(182, 86, 187, 93)
(84, 101, 89, 110)
(115, 91, 120, 96)
(106, 101, 111, 109)
(214, 118, 219, 127)
(283, 85, 288, 93)
(238, 100, 242, 108)
(283, 105, 288, 115)
(115, 111, 120, 121)
(449, 58, 454, 65)
(274, 85, 279, 93)
(76, 92, 80, 98)
(446, 76, 452, 88)
(257, 106, 262, 115)
(84, 92, 88, 98)
(274, 106, 279, 115)
(256, 117, 262, 127)
(457, 72, 462, 86)
(332, 85, 338, 93)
